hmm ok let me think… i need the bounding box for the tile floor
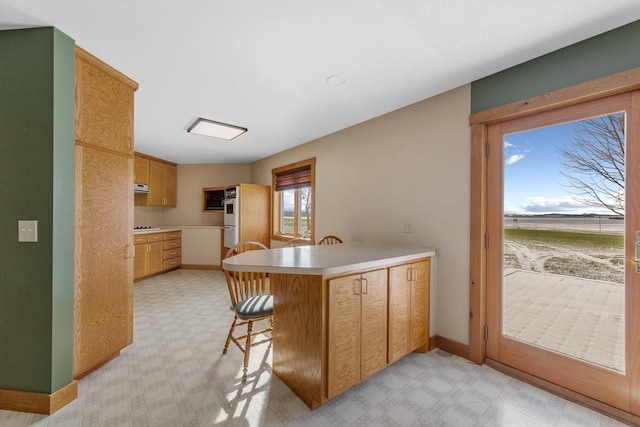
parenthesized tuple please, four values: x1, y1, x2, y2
(0, 269, 628, 426)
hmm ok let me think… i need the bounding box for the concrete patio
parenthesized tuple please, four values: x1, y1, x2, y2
(503, 268, 624, 372)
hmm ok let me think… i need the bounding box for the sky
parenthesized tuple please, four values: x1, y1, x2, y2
(503, 115, 622, 216)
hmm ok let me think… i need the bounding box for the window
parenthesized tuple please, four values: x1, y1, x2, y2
(271, 158, 315, 242)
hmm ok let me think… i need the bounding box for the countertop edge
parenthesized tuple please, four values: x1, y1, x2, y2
(133, 228, 182, 235)
(223, 244, 437, 275)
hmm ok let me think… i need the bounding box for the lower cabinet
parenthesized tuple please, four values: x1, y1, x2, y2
(388, 259, 431, 362)
(162, 231, 182, 271)
(272, 254, 432, 409)
(327, 269, 387, 398)
(327, 269, 388, 398)
(327, 259, 429, 399)
(134, 231, 181, 280)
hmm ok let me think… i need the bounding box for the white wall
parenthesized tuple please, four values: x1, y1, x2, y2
(251, 85, 472, 344)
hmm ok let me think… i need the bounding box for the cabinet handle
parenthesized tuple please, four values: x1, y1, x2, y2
(406, 266, 417, 281)
(354, 279, 362, 295)
(362, 278, 368, 295)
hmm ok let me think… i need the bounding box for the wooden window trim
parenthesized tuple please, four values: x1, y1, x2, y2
(469, 67, 640, 424)
(469, 66, 640, 365)
(271, 158, 316, 242)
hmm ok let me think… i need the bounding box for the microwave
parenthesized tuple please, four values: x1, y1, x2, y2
(205, 191, 224, 210)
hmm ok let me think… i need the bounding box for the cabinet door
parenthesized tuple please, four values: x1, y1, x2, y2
(134, 155, 149, 184)
(327, 274, 361, 399)
(388, 265, 411, 363)
(74, 145, 133, 377)
(75, 57, 133, 154)
(147, 241, 164, 275)
(360, 269, 388, 380)
(163, 163, 177, 206)
(410, 260, 430, 351)
(134, 243, 147, 280)
(148, 160, 165, 206)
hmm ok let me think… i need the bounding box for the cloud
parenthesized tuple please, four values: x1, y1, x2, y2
(517, 195, 598, 214)
(505, 154, 525, 165)
(504, 140, 514, 148)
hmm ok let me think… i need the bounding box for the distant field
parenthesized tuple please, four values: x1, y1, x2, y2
(504, 216, 624, 235)
(504, 228, 623, 249)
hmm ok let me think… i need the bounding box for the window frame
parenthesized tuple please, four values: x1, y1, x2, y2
(271, 158, 316, 243)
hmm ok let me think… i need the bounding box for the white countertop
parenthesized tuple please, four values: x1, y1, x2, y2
(133, 227, 181, 235)
(222, 241, 437, 275)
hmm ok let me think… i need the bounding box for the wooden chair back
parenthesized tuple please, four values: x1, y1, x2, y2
(318, 235, 343, 245)
(224, 241, 268, 259)
(283, 237, 313, 247)
(223, 241, 270, 307)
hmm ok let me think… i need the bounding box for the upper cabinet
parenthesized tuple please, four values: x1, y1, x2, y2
(134, 152, 177, 207)
(75, 50, 135, 154)
(134, 155, 149, 185)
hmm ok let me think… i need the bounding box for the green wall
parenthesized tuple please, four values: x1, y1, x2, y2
(0, 27, 75, 394)
(471, 20, 640, 112)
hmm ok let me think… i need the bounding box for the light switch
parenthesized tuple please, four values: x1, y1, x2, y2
(18, 220, 38, 242)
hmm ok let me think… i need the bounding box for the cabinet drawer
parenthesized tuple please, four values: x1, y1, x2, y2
(163, 247, 181, 260)
(163, 239, 181, 250)
(163, 231, 181, 240)
(133, 235, 146, 244)
(147, 233, 163, 242)
(163, 257, 181, 270)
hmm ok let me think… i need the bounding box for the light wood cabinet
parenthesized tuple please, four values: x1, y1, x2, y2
(73, 46, 138, 379)
(388, 259, 430, 363)
(271, 252, 432, 409)
(134, 153, 177, 206)
(223, 183, 271, 248)
(134, 155, 149, 184)
(162, 231, 181, 271)
(327, 269, 387, 398)
(134, 231, 181, 280)
(133, 234, 163, 280)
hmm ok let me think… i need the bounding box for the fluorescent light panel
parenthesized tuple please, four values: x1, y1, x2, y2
(187, 118, 247, 140)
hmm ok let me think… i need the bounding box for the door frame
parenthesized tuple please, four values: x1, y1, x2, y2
(468, 66, 640, 421)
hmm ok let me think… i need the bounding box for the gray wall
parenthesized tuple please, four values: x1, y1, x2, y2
(471, 20, 640, 112)
(0, 27, 75, 393)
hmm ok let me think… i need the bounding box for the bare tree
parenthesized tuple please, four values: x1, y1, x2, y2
(558, 113, 625, 215)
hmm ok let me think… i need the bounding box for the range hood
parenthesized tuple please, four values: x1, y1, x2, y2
(134, 183, 151, 194)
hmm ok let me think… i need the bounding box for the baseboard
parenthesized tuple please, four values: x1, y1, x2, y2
(74, 351, 120, 380)
(485, 359, 640, 426)
(180, 264, 221, 270)
(0, 380, 78, 415)
(433, 335, 470, 360)
(429, 335, 437, 350)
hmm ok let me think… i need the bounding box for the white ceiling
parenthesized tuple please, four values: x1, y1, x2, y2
(1, 1, 640, 164)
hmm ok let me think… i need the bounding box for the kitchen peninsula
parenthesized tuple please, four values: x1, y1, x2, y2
(223, 241, 437, 409)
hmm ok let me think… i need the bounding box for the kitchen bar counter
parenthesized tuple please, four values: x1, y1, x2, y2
(223, 241, 437, 409)
(222, 241, 437, 275)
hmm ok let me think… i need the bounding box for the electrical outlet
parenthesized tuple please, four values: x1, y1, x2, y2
(402, 222, 412, 233)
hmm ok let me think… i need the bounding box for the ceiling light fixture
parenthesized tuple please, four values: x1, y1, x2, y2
(187, 118, 247, 140)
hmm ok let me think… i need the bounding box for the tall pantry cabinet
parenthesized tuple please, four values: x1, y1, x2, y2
(73, 46, 138, 378)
